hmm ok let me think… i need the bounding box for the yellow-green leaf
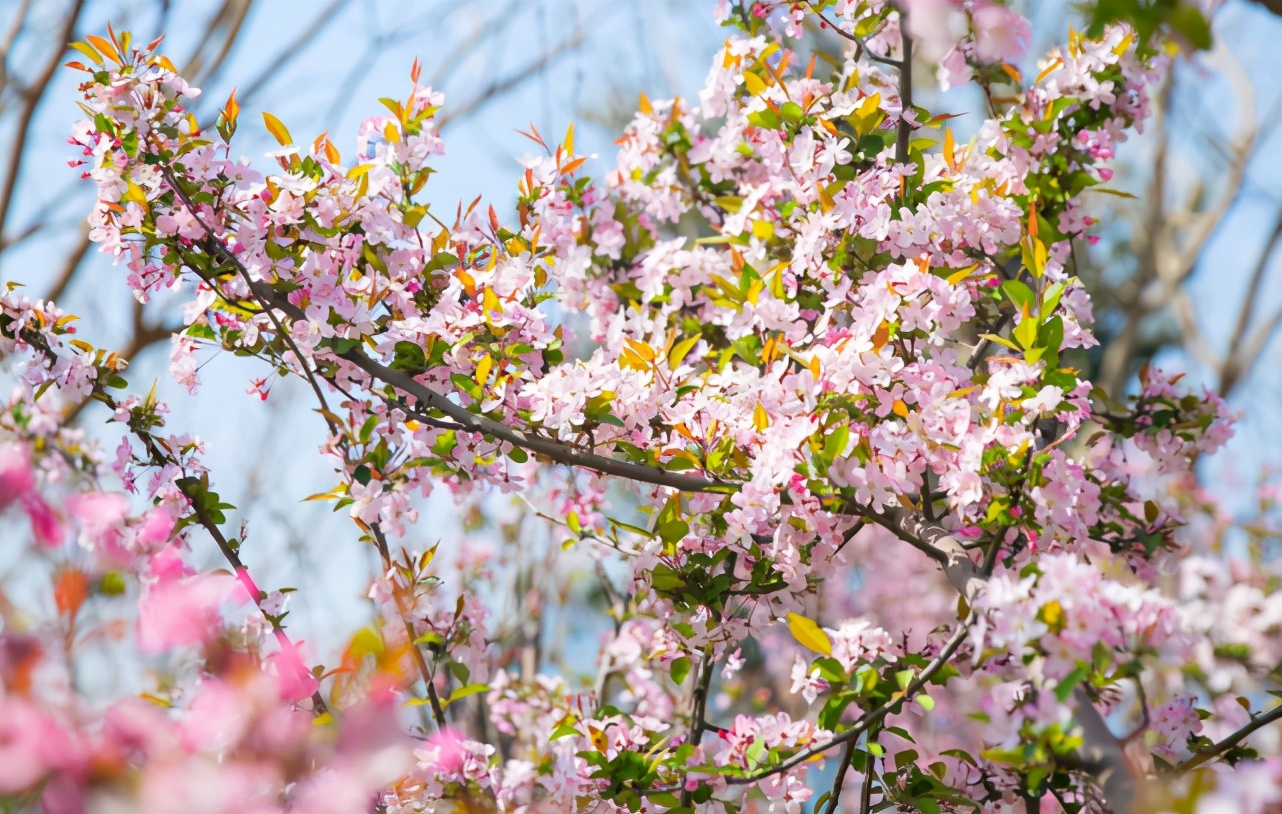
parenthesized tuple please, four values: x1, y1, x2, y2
(668, 333, 701, 370)
(69, 41, 105, 66)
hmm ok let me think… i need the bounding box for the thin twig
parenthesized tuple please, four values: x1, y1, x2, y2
(1174, 705, 1282, 773)
(0, 0, 87, 253)
(824, 739, 858, 814)
(805, 1, 903, 68)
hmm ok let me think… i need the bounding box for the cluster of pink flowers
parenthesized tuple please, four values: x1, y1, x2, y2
(0, 3, 1274, 812)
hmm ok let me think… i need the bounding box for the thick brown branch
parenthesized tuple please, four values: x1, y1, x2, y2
(337, 349, 734, 495)
(895, 22, 913, 165)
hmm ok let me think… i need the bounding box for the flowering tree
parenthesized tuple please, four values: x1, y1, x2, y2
(4, 1, 1282, 812)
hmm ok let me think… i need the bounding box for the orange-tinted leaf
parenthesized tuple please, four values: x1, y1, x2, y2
(54, 568, 89, 620)
(560, 156, 587, 176)
(624, 338, 655, 363)
(223, 87, 240, 122)
(149, 54, 178, 73)
(85, 34, 122, 64)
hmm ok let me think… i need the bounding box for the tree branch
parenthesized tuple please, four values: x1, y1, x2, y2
(895, 20, 913, 166)
(1174, 705, 1282, 773)
(0, 0, 86, 251)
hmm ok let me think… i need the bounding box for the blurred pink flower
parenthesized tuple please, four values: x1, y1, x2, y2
(971, 1, 1031, 63)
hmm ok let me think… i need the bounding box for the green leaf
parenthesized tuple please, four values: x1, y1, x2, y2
(1168, 4, 1212, 49)
(670, 656, 691, 685)
(444, 683, 490, 706)
(1055, 664, 1089, 703)
(748, 109, 782, 130)
(1001, 280, 1034, 313)
(390, 341, 428, 375)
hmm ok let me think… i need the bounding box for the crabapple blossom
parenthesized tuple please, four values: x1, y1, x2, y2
(0, 2, 1276, 813)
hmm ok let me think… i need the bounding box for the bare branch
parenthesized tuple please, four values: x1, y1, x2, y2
(0, 0, 87, 249)
(1220, 209, 1282, 395)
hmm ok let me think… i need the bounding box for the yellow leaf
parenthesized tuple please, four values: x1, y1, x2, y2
(383, 120, 400, 143)
(68, 41, 104, 67)
(786, 612, 832, 656)
(742, 70, 767, 96)
(892, 399, 909, 418)
(817, 183, 835, 213)
(856, 92, 881, 119)
(946, 264, 979, 285)
(620, 348, 649, 372)
(262, 111, 292, 146)
(139, 693, 172, 708)
(1028, 236, 1048, 279)
(752, 219, 774, 240)
(1035, 57, 1064, 86)
(625, 338, 656, 363)
(564, 122, 575, 155)
(746, 278, 764, 306)
(588, 725, 609, 753)
(638, 91, 653, 115)
(761, 335, 778, 365)
(475, 353, 493, 386)
(122, 179, 148, 211)
(482, 287, 500, 316)
(1112, 31, 1135, 57)
(943, 126, 957, 172)
(754, 402, 770, 432)
(346, 163, 374, 180)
